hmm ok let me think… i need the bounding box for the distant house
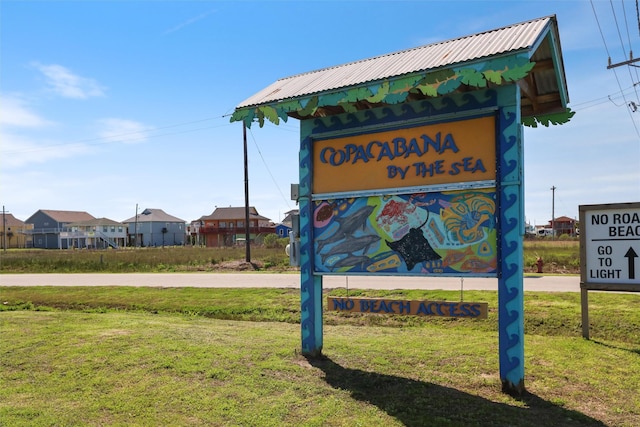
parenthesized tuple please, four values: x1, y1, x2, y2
(122, 208, 186, 247)
(275, 209, 299, 238)
(275, 223, 291, 238)
(26, 209, 95, 249)
(67, 218, 127, 249)
(1, 213, 34, 249)
(549, 216, 577, 237)
(195, 206, 275, 247)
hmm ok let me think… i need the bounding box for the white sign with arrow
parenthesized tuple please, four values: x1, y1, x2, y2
(580, 203, 640, 289)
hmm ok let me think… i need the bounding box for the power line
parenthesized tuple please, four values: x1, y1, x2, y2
(592, 0, 640, 137)
(247, 127, 293, 212)
(618, 0, 640, 101)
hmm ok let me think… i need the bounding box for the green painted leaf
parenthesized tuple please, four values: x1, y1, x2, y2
(483, 70, 503, 85)
(256, 109, 265, 127)
(458, 68, 487, 87)
(319, 91, 348, 106)
(415, 84, 439, 97)
(437, 77, 462, 95)
(260, 106, 280, 125)
(522, 108, 575, 128)
(278, 100, 301, 114)
(421, 69, 456, 85)
(390, 75, 422, 94)
(298, 96, 319, 116)
(502, 62, 536, 82)
(230, 109, 248, 123)
(276, 107, 289, 123)
(366, 81, 389, 103)
(383, 91, 409, 104)
(338, 102, 358, 113)
(243, 108, 257, 127)
(344, 87, 373, 103)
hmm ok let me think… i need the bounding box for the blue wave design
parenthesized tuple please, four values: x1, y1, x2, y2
(497, 101, 524, 387)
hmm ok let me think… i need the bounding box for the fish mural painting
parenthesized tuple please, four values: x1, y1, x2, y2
(313, 189, 497, 275)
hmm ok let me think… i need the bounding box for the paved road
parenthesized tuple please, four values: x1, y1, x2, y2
(0, 273, 581, 292)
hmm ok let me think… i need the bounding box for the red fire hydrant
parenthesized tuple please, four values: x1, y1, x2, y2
(536, 257, 544, 273)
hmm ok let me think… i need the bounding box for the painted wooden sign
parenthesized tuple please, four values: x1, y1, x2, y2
(313, 189, 497, 276)
(328, 296, 488, 319)
(313, 116, 495, 194)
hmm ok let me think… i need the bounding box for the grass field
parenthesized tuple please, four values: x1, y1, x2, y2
(1, 286, 639, 426)
(0, 239, 580, 274)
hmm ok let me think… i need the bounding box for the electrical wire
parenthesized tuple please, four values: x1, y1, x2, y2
(611, 0, 640, 100)
(592, 0, 640, 137)
(247, 127, 293, 212)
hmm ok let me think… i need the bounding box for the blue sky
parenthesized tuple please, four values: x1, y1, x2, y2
(1, 0, 639, 227)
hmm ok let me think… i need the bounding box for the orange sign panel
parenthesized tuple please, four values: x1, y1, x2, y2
(313, 116, 495, 194)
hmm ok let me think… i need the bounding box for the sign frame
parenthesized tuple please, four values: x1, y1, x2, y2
(578, 202, 640, 339)
(579, 202, 640, 292)
(298, 87, 527, 394)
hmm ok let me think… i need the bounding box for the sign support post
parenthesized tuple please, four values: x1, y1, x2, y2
(496, 85, 525, 395)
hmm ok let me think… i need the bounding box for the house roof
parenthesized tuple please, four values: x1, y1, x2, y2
(232, 15, 569, 127)
(200, 206, 271, 222)
(2, 213, 28, 227)
(67, 217, 124, 227)
(30, 209, 95, 224)
(552, 216, 576, 222)
(122, 208, 185, 224)
(281, 210, 299, 226)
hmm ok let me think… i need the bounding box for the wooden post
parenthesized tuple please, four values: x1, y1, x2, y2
(581, 286, 590, 339)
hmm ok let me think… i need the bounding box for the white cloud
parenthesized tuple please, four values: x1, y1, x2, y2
(0, 130, 90, 168)
(0, 94, 54, 128)
(32, 63, 106, 99)
(97, 118, 152, 144)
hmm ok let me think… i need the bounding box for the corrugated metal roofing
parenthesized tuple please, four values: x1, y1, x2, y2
(237, 16, 555, 109)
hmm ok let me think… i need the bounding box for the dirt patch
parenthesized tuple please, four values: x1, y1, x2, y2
(211, 260, 262, 271)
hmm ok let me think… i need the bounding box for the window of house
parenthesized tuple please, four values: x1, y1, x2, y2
(103, 226, 108, 232)
(278, 229, 283, 236)
(111, 226, 115, 232)
(237, 221, 244, 227)
(118, 226, 123, 232)
(220, 222, 226, 228)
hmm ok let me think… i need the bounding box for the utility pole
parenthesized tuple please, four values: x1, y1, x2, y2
(243, 124, 251, 263)
(550, 186, 556, 241)
(2, 205, 6, 252)
(134, 204, 138, 248)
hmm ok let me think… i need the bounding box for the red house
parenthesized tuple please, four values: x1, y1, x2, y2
(549, 216, 577, 237)
(195, 206, 275, 247)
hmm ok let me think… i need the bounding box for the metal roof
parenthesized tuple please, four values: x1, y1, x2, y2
(237, 15, 560, 109)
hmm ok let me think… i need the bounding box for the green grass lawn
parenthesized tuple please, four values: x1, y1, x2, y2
(1, 286, 638, 426)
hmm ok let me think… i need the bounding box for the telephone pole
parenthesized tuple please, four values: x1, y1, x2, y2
(550, 186, 556, 240)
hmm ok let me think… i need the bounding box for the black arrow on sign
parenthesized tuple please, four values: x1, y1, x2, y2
(624, 247, 638, 279)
